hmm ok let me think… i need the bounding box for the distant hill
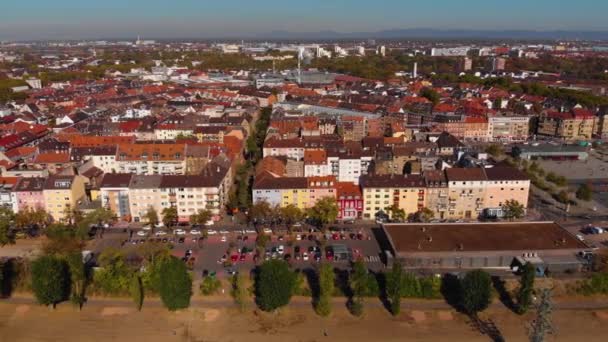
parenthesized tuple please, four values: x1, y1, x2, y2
(260, 28, 608, 41)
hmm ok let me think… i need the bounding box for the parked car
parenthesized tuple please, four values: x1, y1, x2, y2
(207, 230, 218, 235)
(219, 229, 229, 234)
(155, 231, 167, 236)
(136, 231, 147, 237)
(296, 234, 302, 241)
(277, 245, 285, 254)
(190, 229, 201, 235)
(220, 236, 227, 242)
(302, 252, 309, 261)
(174, 229, 186, 235)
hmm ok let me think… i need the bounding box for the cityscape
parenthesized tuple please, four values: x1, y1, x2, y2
(1, 1, 608, 341)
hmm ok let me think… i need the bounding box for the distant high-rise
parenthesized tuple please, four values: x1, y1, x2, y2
(491, 57, 506, 71)
(413, 62, 418, 78)
(377, 45, 386, 57)
(462, 57, 473, 71)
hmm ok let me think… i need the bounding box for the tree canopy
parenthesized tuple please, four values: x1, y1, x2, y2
(255, 260, 295, 312)
(159, 256, 192, 311)
(31, 255, 70, 307)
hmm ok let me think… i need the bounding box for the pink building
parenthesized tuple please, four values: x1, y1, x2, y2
(11, 177, 46, 213)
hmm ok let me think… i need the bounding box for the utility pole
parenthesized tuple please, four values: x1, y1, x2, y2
(529, 288, 555, 342)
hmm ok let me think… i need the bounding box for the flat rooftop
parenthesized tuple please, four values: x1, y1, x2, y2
(383, 222, 587, 253)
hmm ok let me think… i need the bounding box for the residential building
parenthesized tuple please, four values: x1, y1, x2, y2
(488, 116, 530, 142)
(360, 174, 426, 219)
(537, 109, 597, 140)
(423, 170, 449, 220)
(336, 182, 363, 220)
(11, 177, 46, 213)
(43, 175, 87, 222)
(116, 143, 186, 175)
(445, 168, 487, 219)
(99, 173, 133, 220)
(483, 167, 530, 217)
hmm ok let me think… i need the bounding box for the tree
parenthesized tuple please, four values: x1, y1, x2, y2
(502, 200, 525, 221)
(0, 207, 15, 246)
(517, 262, 536, 314)
(386, 262, 403, 316)
(62, 204, 83, 226)
(315, 263, 335, 317)
(66, 252, 86, 309)
(159, 256, 192, 311)
(130, 274, 144, 311)
(576, 184, 593, 201)
(409, 207, 435, 223)
(420, 87, 440, 105)
(255, 260, 295, 312)
(349, 260, 368, 316)
(279, 204, 304, 228)
(485, 144, 504, 157)
(386, 204, 406, 223)
(460, 269, 492, 316)
(555, 190, 570, 204)
(307, 197, 339, 230)
(14, 207, 51, 230)
(43, 224, 85, 255)
(31, 255, 70, 307)
(189, 209, 212, 226)
(529, 289, 555, 342)
(161, 207, 178, 229)
(231, 274, 249, 312)
(93, 249, 133, 295)
(143, 206, 159, 227)
(249, 201, 273, 225)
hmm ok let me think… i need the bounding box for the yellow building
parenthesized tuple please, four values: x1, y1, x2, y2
(360, 174, 426, 219)
(43, 175, 87, 222)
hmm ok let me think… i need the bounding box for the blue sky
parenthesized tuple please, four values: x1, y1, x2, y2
(0, 0, 606, 40)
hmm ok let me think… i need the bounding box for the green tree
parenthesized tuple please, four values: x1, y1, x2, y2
(66, 252, 86, 309)
(315, 263, 335, 317)
(189, 209, 212, 226)
(144, 206, 159, 227)
(576, 184, 593, 201)
(386, 262, 403, 316)
(517, 262, 536, 314)
(502, 200, 525, 221)
(485, 144, 504, 157)
(255, 260, 295, 312)
(43, 224, 85, 255)
(386, 204, 407, 222)
(555, 190, 570, 204)
(460, 270, 492, 316)
(349, 260, 368, 316)
(161, 207, 178, 229)
(279, 204, 304, 228)
(231, 274, 249, 312)
(249, 201, 273, 224)
(14, 207, 51, 230)
(0, 207, 15, 246)
(409, 207, 435, 223)
(31, 255, 70, 307)
(130, 274, 144, 311)
(93, 249, 133, 295)
(159, 256, 192, 311)
(420, 87, 440, 105)
(307, 197, 339, 230)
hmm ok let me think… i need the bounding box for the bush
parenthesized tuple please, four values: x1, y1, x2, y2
(400, 272, 442, 299)
(200, 276, 222, 296)
(578, 272, 608, 295)
(349, 299, 364, 317)
(91, 250, 133, 296)
(31, 255, 70, 307)
(315, 263, 335, 317)
(576, 184, 593, 201)
(255, 260, 295, 312)
(159, 256, 192, 311)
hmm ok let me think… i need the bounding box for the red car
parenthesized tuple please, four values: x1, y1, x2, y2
(326, 251, 334, 261)
(239, 253, 246, 261)
(230, 254, 239, 262)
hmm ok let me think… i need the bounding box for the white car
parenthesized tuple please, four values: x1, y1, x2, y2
(219, 229, 229, 234)
(245, 229, 256, 234)
(207, 230, 218, 235)
(141, 225, 152, 231)
(296, 234, 301, 241)
(220, 236, 227, 242)
(190, 229, 201, 235)
(277, 245, 284, 255)
(174, 229, 186, 236)
(136, 231, 147, 237)
(155, 231, 167, 236)
(302, 252, 309, 261)
(263, 228, 272, 234)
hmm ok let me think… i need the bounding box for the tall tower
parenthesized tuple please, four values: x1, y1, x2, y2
(297, 47, 304, 84)
(413, 62, 418, 78)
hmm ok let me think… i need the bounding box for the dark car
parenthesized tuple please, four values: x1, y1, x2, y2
(240, 253, 246, 261)
(294, 246, 301, 254)
(308, 235, 315, 241)
(178, 237, 185, 244)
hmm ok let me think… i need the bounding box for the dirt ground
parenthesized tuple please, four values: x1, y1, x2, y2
(1, 301, 608, 342)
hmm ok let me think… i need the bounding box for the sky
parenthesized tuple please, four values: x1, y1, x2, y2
(1, 0, 607, 40)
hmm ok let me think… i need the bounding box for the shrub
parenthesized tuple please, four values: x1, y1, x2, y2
(200, 276, 222, 296)
(31, 255, 70, 307)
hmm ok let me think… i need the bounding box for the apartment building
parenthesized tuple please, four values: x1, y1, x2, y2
(336, 182, 363, 221)
(116, 143, 186, 175)
(263, 137, 306, 160)
(483, 167, 530, 217)
(445, 168, 487, 219)
(487, 115, 530, 142)
(360, 174, 426, 219)
(128, 175, 164, 223)
(327, 150, 373, 185)
(423, 170, 449, 220)
(99, 173, 133, 220)
(11, 176, 46, 213)
(252, 172, 336, 210)
(43, 175, 86, 222)
(303, 150, 330, 177)
(537, 109, 597, 140)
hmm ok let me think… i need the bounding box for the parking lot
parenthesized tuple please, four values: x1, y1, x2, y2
(88, 224, 386, 279)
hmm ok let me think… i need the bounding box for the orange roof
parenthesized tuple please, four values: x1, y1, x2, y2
(69, 135, 136, 148)
(256, 156, 286, 177)
(304, 150, 327, 165)
(336, 182, 362, 198)
(464, 116, 488, 124)
(0, 177, 19, 187)
(117, 143, 186, 161)
(33, 153, 70, 164)
(307, 176, 337, 189)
